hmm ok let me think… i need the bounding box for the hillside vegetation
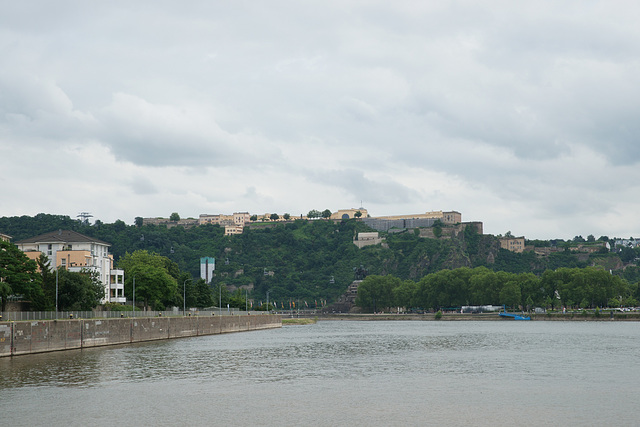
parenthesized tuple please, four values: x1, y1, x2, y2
(2, 214, 639, 306)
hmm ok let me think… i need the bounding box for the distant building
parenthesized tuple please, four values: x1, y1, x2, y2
(614, 239, 640, 249)
(200, 257, 215, 283)
(1, 233, 11, 242)
(354, 232, 384, 248)
(570, 242, 610, 253)
(372, 210, 461, 224)
(14, 230, 125, 304)
(500, 236, 526, 253)
(142, 217, 198, 228)
(224, 225, 244, 236)
(200, 212, 251, 235)
(361, 210, 463, 232)
(330, 208, 369, 220)
(200, 212, 250, 226)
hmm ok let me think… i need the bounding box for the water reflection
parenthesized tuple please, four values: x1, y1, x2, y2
(1, 321, 639, 426)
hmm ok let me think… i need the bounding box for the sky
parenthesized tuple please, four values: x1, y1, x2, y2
(1, 1, 639, 240)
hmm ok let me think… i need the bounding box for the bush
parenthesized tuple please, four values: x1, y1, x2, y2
(103, 303, 134, 311)
(435, 310, 443, 320)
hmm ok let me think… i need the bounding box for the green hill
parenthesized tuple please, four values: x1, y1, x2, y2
(1, 214, 637, 304)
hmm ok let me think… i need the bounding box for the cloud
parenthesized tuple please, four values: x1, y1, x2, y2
(2, 1, 640, 240)
(130, 176, 158, 196)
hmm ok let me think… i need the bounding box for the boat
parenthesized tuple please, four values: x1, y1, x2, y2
(499, 305, 531, 320)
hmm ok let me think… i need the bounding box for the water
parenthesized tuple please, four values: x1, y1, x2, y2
(1, 320, 638, 426)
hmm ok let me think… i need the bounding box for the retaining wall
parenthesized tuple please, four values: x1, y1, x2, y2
(0, 314, 281, 357)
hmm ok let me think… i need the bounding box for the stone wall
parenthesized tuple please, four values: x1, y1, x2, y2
(0, 314, 281, 357)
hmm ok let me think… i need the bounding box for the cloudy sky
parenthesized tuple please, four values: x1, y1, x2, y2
(1, 1, 639, 240)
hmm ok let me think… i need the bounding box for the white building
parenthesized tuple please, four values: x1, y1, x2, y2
(15, 230, 125, 304)
(200, 257, 215, 283)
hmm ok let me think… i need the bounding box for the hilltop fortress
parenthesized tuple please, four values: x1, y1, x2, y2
(142, 209, 475, 236)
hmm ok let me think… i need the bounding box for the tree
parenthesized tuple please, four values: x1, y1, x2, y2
(321, 209, 332, 219)
(135, 217, 144, 227)
(0, 239, 43, 311)
(118, 250, 180, 310)
(250, 215, 258, 221)
(354, 211, 362, 218)
(356, 275, 400, 312)
(393, 280, 417, 309)
(229, 289, 247, 309)
(37, 254, 56, 310)
(283, 213, 291, 220)
(499, 280, 522, 309)
(56, 268, 104, 310)
(192, 279, 213, 308)
(307, 210, 321, 219)
(170, 212, 180, 222)
(270, 213, 280, 221)
(432, 220, 443, 238)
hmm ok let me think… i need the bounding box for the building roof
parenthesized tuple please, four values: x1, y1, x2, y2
(14, 229, 111, 246)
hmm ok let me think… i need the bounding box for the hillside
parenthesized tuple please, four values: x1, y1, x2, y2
(1, 214, 636, 303)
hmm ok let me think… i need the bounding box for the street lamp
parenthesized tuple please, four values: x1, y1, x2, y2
(266, 290, 270, 314)
(55, 268, 59, 319)
(132, 275, 135, 318)
(183, 278, 192, 316)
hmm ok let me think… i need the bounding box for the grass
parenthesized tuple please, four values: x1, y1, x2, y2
(282, 317, 317, 325)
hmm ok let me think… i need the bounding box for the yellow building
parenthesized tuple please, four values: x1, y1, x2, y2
(224, 225, 244, 235)
(500, 237, 526, 253)
(330, 208, 369, 220)
(200, 212, 251, 226)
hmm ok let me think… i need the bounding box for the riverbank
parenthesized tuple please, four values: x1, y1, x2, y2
(310, 312, 640, 321)
(0, 314, 281, 357)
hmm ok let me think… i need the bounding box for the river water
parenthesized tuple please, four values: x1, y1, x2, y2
(1, 320, 638, 426)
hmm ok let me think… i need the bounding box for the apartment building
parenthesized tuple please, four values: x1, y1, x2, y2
(15, 230, 125, 304)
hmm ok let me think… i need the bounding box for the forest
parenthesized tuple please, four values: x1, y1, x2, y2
(2, 213, 640, 311)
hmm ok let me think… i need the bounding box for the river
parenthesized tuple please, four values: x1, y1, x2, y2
(1, 320, 638, 426)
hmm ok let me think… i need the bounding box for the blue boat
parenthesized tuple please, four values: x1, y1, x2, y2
(499, 305, 531, 320)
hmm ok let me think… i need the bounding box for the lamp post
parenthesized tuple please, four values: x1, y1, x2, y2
(183, 278, 192, 316)
(219, 281, 222, 316)
(55, 268, 59, 319)
(266, 290, 270, 314)
(132, 275, 135, 318)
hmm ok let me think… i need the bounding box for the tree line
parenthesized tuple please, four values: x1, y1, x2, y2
(355, 266, 638, 312)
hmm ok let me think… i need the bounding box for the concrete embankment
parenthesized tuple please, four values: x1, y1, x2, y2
(0, 314, 281, 357)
